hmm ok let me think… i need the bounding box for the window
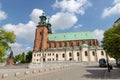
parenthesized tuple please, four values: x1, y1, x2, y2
(77, 52, 79, 56)
(77, 41, 79, 46)
(69, 52, 72, 57)
(40, 32, 42, 35)
(37, 59, 38, 61)
(69, 42, 72, 47)
(92, 51, 95, 56)
(64, 42, 67, 47)
(62, 53, 65, 58)
(53, 58, 54, 61)
(85, 51, 88, 56)
(56, 54, 58, 58)
(59, 42, 62, 47)
(54, 42, 56, 48)
(101, 51, 104, 56)
(52, 53, 54, 56)
(34, 54, 36, 57)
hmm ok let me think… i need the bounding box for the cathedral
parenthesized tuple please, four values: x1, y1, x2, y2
(31, 12, 111, 63)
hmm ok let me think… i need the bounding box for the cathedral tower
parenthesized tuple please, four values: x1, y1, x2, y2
(33, 12, 52, 51)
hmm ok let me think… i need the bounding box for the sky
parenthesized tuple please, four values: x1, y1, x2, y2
(0, 0, 120, 55)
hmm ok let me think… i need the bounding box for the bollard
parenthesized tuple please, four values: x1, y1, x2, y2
(39, 69, 42, 72)
(2, 74, 8, 78)
(15, 72, 20, 77)
(44, 68, 47, 71)
(32, 70, 37, 73)
(25, 71, 29, 75)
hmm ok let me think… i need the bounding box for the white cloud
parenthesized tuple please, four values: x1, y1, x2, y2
(102, 0, 120, 18)
(74, 24, 82, 29)
(93, 29, 104, 42)
(10, 42, 32, 55)
(2, 8, 44, 54)
(50, 12, 77, 30)
(30, 9, 43, 24)
(3, 21, 36, 41)
(0, 6, 7, 20)
(53, 0, 92, 15)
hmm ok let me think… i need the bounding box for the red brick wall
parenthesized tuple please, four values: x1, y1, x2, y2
(33, 25, 48, 51)
(47, 39, 99, 49)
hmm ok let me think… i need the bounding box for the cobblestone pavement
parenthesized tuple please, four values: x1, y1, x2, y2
(0, 62, 108, 80)
(20, 65, 106, 80)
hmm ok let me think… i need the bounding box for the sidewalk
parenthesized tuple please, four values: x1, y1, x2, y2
(105, 67, 120, 79)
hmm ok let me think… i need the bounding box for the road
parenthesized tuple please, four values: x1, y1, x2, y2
(20, 65, 106, 80)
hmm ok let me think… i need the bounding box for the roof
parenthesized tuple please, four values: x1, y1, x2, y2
(48, 31, 96, 41)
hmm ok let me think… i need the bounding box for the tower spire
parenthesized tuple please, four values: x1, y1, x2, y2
(47, 17, 52, 34)
(38, 12, 47, 26)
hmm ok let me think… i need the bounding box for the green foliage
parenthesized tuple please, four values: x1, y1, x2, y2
(26, 51, 32, 63)
(14, 51, 32, 64)
(0, 29, 16, 62)
(14, 54, 22, 63)
(102, 24, 120, 60)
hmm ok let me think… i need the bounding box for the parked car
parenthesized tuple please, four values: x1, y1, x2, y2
(99, 58, 107, 67)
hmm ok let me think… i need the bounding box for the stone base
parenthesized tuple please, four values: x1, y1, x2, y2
(6, 59, 14, 66)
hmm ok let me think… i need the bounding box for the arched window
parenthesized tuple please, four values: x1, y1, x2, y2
(62, 53, 65, 58)
(52, 53, 54, 56)
(77, 41, 79, 46)
(69, 52, 72, 57)
(92, 51, 95, 56)
(56, 54, 58, 58)
(85, 51, 88, 56)
(101, 51, 104, 56)
(69, 42, 72, 47)
(77, 52, 79, 56)
(64, 42, 67, 47)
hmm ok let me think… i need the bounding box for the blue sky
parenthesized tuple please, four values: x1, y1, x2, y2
(0, 0, 120, 54)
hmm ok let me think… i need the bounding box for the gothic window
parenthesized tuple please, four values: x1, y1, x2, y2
(64, 42, 67, 47)
(85, 51, 88, 56)
(77, 52, 79, 56)
(92, 51, 95, 56)
(77, 41, 79, 46)
(59, 42, 62, 47)
(40, 32, 42, 35)
(69, 42, 72, 47)
(101, 51, 104, 56)
(54, 42, 56, 48)
(69, 52, 72, 57)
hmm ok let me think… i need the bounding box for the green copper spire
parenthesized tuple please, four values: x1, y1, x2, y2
(47, 18, 52, 33)
(38, 12, 47, 26)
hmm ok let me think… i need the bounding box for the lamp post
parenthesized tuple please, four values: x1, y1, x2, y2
(104, 47, 110, 72)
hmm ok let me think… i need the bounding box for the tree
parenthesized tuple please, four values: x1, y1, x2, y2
(0, 30, 16, 62)
(21, 52, 26, 63)
(102, 24, 120, 65)
(14, 54, 22, 63)
(26, 51, 32, 63)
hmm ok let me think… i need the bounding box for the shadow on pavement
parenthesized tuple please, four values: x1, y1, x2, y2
(83, 66, 106, 79)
